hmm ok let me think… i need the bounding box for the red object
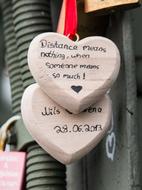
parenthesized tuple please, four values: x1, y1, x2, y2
(0, 152, 26, 190)
(64, 0, 78, 39)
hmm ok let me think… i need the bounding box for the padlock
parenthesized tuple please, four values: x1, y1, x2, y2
(85, 0, 141, 14)
(0, 116, 26, 190)
(0, 116, 20, 151)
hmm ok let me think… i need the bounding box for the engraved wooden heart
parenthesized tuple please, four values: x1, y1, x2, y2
(21, 83, 112, 164)
(28, 32, 120, 114)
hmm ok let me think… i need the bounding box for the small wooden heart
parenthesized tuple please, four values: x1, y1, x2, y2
(21, 83, 112, 164)
(28, 33, 120, 114)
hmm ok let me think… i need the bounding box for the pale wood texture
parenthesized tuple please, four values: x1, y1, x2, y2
(85, 0, 140, 13)
(28, 32, 120, 114)
(21, 83, 112, 164)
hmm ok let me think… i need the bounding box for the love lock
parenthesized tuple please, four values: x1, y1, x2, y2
(23, 31, 120, 164)
(0, 116, 20, 151)
(21, 83, 112, 164)
(85, 0, 140, 13)
(28, 32, 120, 114)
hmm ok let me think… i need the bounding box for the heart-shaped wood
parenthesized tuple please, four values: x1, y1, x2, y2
(21, 83, 112, 164)
(28, 32, 120, 114)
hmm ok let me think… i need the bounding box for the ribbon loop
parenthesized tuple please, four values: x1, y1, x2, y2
(64, 0, 78, 39)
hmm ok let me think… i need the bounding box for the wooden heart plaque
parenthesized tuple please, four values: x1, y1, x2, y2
(28, 32, 120, 114)
(85, 0, 140, 13)
(21, 83, 112, 164)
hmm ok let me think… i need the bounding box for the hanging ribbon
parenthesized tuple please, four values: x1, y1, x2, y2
(57, 0, 78, 39)
(64, 0, 78, 38)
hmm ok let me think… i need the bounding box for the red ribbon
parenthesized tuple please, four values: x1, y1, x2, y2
(64, 0, 78, 39)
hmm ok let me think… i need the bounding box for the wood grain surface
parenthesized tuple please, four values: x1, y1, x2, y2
(28, 32, 120, 114)
(21, 83, 112, 164)
(85, 0, 140, 13)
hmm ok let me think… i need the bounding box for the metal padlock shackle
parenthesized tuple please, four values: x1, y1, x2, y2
(0, 115, 21, 151)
